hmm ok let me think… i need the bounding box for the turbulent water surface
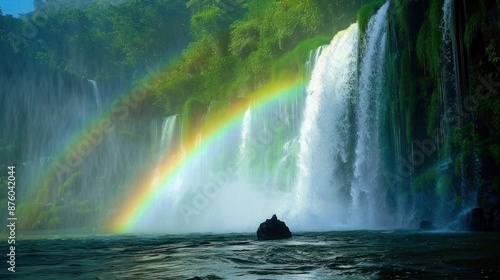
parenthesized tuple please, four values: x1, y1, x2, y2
(4, 231, 500, 279)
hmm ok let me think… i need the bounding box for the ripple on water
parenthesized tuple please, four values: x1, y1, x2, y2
(2, 231, 499, 279)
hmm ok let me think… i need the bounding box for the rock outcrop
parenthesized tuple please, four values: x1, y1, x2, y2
(419, 220, 435, 230)
(257, 214, 292, 240)
(466, 184, 500, 231)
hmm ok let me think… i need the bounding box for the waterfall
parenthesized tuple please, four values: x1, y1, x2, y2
(150, 114, 180, 189)
(239, 108, 252, 157)
(237, 107, 252, 177)
(88, 79, 102, 110)
(440, 0, 459, 144)
(444, 0, 482, 215)
(159, 115, 179, 156)
(137, 1, 413, 232)
(293, 23, 358, 228)
(442, 0, 454, 65)
(438, 0, 480, 223)
(351, 1, 389, 227)
(151, 115, 179, 156)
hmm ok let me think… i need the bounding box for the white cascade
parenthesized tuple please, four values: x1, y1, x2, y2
(350, 1, 390, 228)
(159, 114, 179, 157)
(87, 79, 102, 109)
(293, 23, 359, 229)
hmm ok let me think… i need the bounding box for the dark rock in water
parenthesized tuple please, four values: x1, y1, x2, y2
(466, 184, 500, 231)
(257, 214, 292, 240)
(467, 208, 487, 231)
(419, 220, 434, 230)
(477, 184, 500, 214)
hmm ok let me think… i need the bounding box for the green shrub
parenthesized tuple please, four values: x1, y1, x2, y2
(357, 0, 387, 36)
(272, 36, 330, 79)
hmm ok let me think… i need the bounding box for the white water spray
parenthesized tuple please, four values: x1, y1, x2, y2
(88, 79, 102, 109)
(237, 107, 252, 177)
(350, 1, 390, 227)
(137, 1, 409, 233)
(293, 23, 359, 228)
(159, 115, 179, 156)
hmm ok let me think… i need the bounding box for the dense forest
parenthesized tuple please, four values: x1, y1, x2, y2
(0, 0, 499, 232)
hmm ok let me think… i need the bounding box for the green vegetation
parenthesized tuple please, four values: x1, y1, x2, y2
(143, 0, 363, 117)
(272, 36, 330, 79)
(452, 124, 475, 157)
(391, 0, 409, 39)
(1, 1, 365, 231)
(482, 141, 500, 166)
(412, 169, 437, 194)
(426, 89, 438, 135)
(399, 48, 416, 141)
(415, 0, 442, 79)
(463, 0, 500, 180)
(357, 0, 387, 36)
(18, 203, 44, 230)
(57, 172, 80, 196)
(454, 152, 464, 176)
(1, 0, 500, 231)
(0, 0, 363, 120)
(436, 174, 451, 195)
(464, 8, 485, 49)
(48, 217, 62, 229)
(1, 0, 191, 79)
(181, 97, 207, 142)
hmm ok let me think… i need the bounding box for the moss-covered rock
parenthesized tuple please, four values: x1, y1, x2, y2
(357, 0, 387, 36)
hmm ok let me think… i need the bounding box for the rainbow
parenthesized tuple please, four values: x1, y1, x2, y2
(34, 59, 179, 200)
(110, 76, 305, 232)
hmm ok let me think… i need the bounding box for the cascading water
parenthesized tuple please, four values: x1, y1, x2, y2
(441, 0, 455, 68)
(293, 23, 359, 229)
(150, 115, 180, 167)
(88, 79, 102, 110)
(0, 57, 155, 231)
(437, 0, 480, 225)
(136, 1, 408, 233)
(350, 1, 389, 227)
(159, 115, 179, 156)
(436, 0, 462, 224)
(149, 114, 180, 193)
(5, 0, 492, 237)
(237, 107, 252, 178)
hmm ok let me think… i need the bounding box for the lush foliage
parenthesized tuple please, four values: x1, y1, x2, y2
(2, 0, 500, 230)
(357, 0, 387, 35)
(390, 0, 500, 200)
(1, 0, 191, 79)
(141, 0, 362, 118)
(1, 0, 363, 231)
